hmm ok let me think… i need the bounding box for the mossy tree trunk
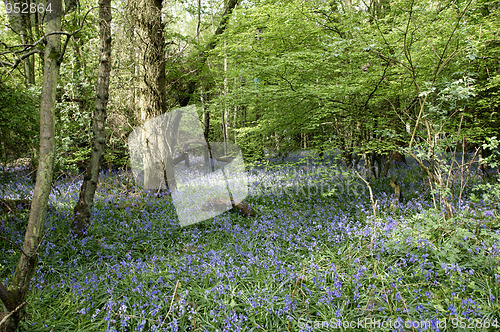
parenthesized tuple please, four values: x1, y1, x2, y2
(73, 0, 112, 237)
(0, 2, 62, 330)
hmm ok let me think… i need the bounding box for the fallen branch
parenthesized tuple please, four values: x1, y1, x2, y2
(355, 171, 378, 247)
(0, 199, 30, 214)
(162, 280, 180, 326)
(0, 301, 25, 329)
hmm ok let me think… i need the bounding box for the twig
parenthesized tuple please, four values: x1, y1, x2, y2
(110, 308, 163, 324)
(161, 280, 180, 325)
(2, 6, 98, 74)
(0, 235, 29, 259)
(0, 301, 25, 328)
(288, 264, 305, 331)
(355, 170, 377, 247)
(291, 264, 305, 299)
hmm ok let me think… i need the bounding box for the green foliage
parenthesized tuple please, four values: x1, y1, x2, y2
(54, 31, 97, 173)
(387, 211, 499, 264)
(464, 0, 500, 143)
(471, 177, 500, 213)
(235, 126, 264, 163)
(55, 98, 92, 173)
(471, 137, 500, 209)
(0, 82, 39, 162)
(2, 0, 500, 329)
(104, 133, 130, 170)
(195, 0, 500, 168)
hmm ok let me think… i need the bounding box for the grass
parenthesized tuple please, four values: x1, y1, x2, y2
(1, 156, 499, 331)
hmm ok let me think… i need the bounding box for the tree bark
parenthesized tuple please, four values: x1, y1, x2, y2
(133, 0, 166, 121)
(389, 177, 402, 211)
(364, 153, 376, 178)
(131, 0, 176, 192)
(392, 150, 406, 164)
(479, 145, 491, 176)
(382, 154, 391, 177)
(73, 0, 112, 237)
(0, 2, 62, 330)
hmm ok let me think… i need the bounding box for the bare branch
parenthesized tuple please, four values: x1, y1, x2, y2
(4, 49, 41, 75)
(0, 302, 25, 328)
(1, 6, 98, 70)
(0, 60, 14, 66)
(0, 235, 30, 259)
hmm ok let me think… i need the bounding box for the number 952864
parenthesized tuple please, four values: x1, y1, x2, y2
(451, 317, 499, 329)
(4, 1, 53, 14)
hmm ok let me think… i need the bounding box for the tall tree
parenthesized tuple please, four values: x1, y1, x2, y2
(73, 0, 112, 237)
(131, 0, 172, 191)
(132, 0, 166, 121)
(0, 1, 62, 330)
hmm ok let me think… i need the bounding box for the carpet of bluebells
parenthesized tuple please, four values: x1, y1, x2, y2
(1, 152, 500, 331)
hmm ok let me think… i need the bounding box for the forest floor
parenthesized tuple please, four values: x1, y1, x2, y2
(1, 155, 499, 331)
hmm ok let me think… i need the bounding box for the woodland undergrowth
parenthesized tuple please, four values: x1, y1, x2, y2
(1, 155, 499, 331)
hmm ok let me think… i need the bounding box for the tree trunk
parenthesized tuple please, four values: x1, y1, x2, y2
(389, 177, 402, 211)
(132, 0, 173, 192)
(19, 1, 35, 86)
(391, 150, 406, 164)
(342, 148, 353, 168)
(479, 145, 491, 176)
(365, 153, 376, 178)
(234, 104, 238, 144)
(134, 0, 166, 121)
(201, 85, 211, 170)
(382, 150, 407, 177)
(375, 153, 382, 178)
(0, 2, 62, 330)
(73, 0, 112, 237)
(4, 0, 36, 86)
(197, 2, 211, 170)
(382, 155, 390, 177)
(223, 42, 229, 155)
